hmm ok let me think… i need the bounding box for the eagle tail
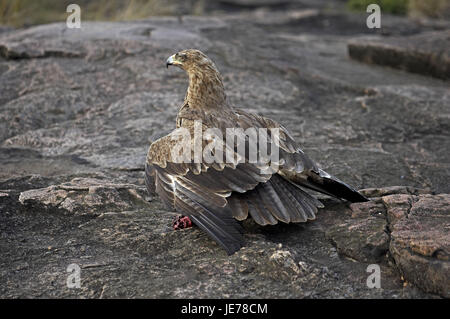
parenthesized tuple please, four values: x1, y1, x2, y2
(293, 169, 369, 203)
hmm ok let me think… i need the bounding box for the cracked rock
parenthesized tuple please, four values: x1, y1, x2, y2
(348, 30, 450, 80)
(0, 2, 449, 298)
(18, 178, 149, 215)
(385, 194, 450, 298)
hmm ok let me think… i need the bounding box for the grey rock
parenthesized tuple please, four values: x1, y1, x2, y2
(0, 3, 448, 298)
(360, 186, 432, 198)
(18, 177, 149, 216)
(383, 193, 450, 297)
(218, 0, 292, 7)
(0, 26, 13, 34)
(348, 31, 450, 80)
(325, 200, 389, 263)
(325, 192, 449, 298)
(1, 181, 440, 298)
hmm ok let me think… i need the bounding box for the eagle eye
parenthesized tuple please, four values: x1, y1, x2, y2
(177, 53, 187, 62)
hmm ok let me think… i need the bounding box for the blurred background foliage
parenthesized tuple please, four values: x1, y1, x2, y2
(348, 0, 450, 18)
(347, 0, 409, 15)
(0, 0, 448, 27)
(0, 0, 206, 27)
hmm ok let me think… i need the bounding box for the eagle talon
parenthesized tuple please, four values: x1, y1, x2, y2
(172, 215, 193, 230)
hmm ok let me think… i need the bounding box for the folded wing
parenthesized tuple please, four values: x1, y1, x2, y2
(145, 114, 327, 254)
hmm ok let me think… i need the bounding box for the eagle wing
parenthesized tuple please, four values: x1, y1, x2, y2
(145, 112, 325, 254)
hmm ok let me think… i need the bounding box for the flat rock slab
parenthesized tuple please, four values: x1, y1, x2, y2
(0, 7, 449, 298)
(326, 200, 389, 264)
(383, 193, 450, 297)
(1, 181, 442, 298)
(348, 30, 450, 80)
(18, 177, 149, 216)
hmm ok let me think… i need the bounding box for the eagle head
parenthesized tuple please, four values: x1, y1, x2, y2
(166, 49, 217, 73)
(166, 49, 226, 108)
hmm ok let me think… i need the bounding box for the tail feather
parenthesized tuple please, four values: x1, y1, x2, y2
(290, 169, 369, 203)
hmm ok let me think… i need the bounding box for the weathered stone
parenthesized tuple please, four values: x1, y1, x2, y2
(326, 201, 389, 263)
(218, 0, 292, 7)
(0, 26, 13, 34)
(360, 186, 432, 198)
(18, 178, 149, 215)
(266, 249, 301, 280)
(348, 31, 450, 80)
(324, 192, 450, 298)
(387, 194, 450, 298)
(0, 1, 448, 298)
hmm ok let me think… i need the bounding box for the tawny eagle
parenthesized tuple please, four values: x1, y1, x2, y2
(145, 49, 368, 255)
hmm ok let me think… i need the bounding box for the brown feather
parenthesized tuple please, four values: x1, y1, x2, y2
(146, 49, 368, 255)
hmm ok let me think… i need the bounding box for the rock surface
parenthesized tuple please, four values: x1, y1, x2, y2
(348, 30, 450, 80)
(0, 2, 448, 298)
(383, 193, 449, 297)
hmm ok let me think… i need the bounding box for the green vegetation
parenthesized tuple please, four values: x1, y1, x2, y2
(347, 0, 409, 15)
(0, 0, 205, 27)
(1, 0, 448, 27)
(347, 0, 450, 17)
(408, 0, 450, 19)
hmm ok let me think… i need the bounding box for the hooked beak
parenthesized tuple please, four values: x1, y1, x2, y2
(166, 55, 174, 68)
(166, 54, 180, 68)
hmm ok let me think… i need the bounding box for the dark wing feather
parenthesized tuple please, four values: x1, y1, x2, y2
(227, 196, 248, 221)
(227, 174, 323, 227)
(146, 127, 276, 254)
(283, 168, 369, 203)
(146, 107, 365, 254)
(174, 192, 244, 255)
